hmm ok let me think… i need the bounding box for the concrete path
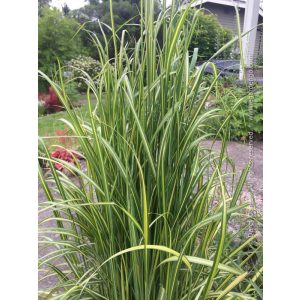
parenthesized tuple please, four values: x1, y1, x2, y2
(201, 140, 263, 211)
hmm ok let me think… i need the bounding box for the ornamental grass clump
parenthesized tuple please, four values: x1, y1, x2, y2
(38, 0, 262, 299)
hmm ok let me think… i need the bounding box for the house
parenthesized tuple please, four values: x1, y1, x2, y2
(190, 0, 263, 63)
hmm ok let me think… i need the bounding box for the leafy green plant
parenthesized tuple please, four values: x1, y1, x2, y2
(215, 85, 263, 141)
(188, 10, 233, 61)
(201, 75, 263, 141)
(38, 1, 262, 299)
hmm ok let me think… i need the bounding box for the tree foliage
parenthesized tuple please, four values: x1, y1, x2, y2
(38, 0, 51, 16)
(71, 0, 160, 58)
(62, 3, 71, 16)
(38, 7, 86, 90)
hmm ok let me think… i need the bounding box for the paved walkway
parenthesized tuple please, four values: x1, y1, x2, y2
(201, 140, 263, 212)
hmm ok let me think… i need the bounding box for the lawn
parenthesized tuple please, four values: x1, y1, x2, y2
(38, 104, 94, 148)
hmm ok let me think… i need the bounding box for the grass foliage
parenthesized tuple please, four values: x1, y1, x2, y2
(39, 1, 262, 299)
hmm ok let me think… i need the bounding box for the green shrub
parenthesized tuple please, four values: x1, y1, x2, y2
(38, 77, 49, 93)
(38, 1, 262, 299)
(67, 55, 101, 92)
(188, 10, 233, 61)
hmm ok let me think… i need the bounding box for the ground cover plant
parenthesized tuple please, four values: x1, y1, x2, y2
(216, 85, 263, 141)
(203, 76, 263, 141)
(39, 0, 263, 298)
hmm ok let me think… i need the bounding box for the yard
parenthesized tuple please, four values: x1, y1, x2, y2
(38, 0, 263, 299)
